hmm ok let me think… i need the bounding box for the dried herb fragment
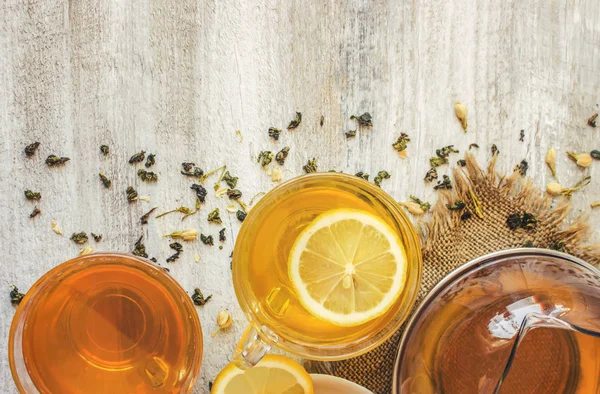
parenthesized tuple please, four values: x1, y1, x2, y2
(549, 241, 566, 252)
(137, 169, 158, 182)
(25, 142, 40, 157)
(181, 163, 204, 177)
(436, 145, 459, 158)
(268, 127, 281, 140)
(79, 246, 93, 256)
(129, 150, 146, 164)
(30, 207, 41, 218)
(588, 112, 598, 128)
(392, 133, 410, 155)
(303, 158, 318, 173)
(10, 286, 25, 305)
(506, 213, 522, 230)
(460, 210, 472, 220)
(519, 129, 525, 142)
(491, 144, 499, 156)
(141, 207, 157, 224)
(166, 242, 183, 263)
(468, 188, 483, 218)
(320, 115, 324, 127)
(345, 130, 357, 139)
(182, 162, 195, 172)
(24, 190, 41, 201)
(433, 175, 453, 190)
(45, 155, 70, 166)
(374, 170, 391, 187)
(275, 147, 290, 165)
(219, 228, 226, 242)
(227, 189, 242, 200)
(398, 195, 431, 215)
(91, 233, 102, 242)
(145, 153, 156, 168)
(287, 112, 302, 129)
(514, 159, 529, 176)
(236, 210, 247, 222)
(446, 201, 466, 210)
(126, 186, 138, 202)
(70, 232, 88, 245)
(430, 157, 448, 167)
(208, 208, 222, 224)
(51, 221, 63, 235)
(457, 159, 466, 167)
(469, 143, 479, 150)
(454, 102, 467, 131)
(350, 112, 372, 127)
(99, 172, 111, 188)
(200, 234, 214, 245)
(522, 240, 535, 247)
(424, 168, 438, 182)
(100, 145, 109, 155)
(222, 171, 238, 188)
(507, 212, 537, 230)
(591, 150, 600, 160)
(355, 172, 369, 181)
(258, 151, 274, 166)
(190, 183, 208, 203)
(191, 287, 212, 306)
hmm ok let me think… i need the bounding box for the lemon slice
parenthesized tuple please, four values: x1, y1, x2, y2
(288, 208, 407, 326)
(211, 355, 313, 394)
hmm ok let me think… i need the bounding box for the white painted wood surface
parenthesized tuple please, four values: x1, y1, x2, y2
(1, 1, 599, 392)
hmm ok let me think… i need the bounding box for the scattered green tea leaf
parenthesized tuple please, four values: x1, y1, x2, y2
(461, 210, 472, 220)
(145, 153, 156, 168)
(588, 112, 598, 128)
(409, 195, 431, 212)
(549, 240, 566, 252)
(507, 212, 537, 230)
(166, 242, 183, 263)
(25, 142, 40, 157)
(200, 234, 214, 245)
(591, 150, 600, 160)
(436, 145, 459, 158)
(70, 232, 88, 245)
(320, 115, 324, 127)
(45, 155, 70, 166)
(191, 184, 207, 203)
(433, 175, 453, 190)
(219, 228, 226, 242)
(24, 190, 41, 200)
(222, 171, 238, 188)
(424, 168, 438, 182)
(181, 162, 204, 177)
(99, 172, 111, 188)
(236, 210, 247, 222)
(469, 143, 479, 150)
(355, 172, 369, 181)
(191, 287, 212, 306)
(100, 145, 109, 155)
(275, 147, 290, 165)
(208, 208, 222, 224)
(345, 130, 356, 139)
(350, 112, 372, 126)
(91, 233, 102, 242)
(491, 144, 499, 156)
(141, 207, 157, 224)
(126, 186, 138, 202)
(287, 112, 302, 129)
(129, 150, 146, 164)
(457, 159, 466, 167)
(392, 133, 410, 154)
(258, 151, 274, 167)
(137, 169, 158, 182)
(132, 235, 148, 258)
(430, 157, 448, 167)
(29, 207, 41, 218)
(519, 129, 525, 142)
(374, 170, 391, 187)
(268, 127, 281, 140)
(446, 201, 466, 210)
(227, 189, 242, 200)
(514, 159, 529, 176)
(10, 286, 25, 305)
(303, 158, 318, 173)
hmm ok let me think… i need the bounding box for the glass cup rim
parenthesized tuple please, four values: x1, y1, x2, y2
(233, 172, 423, 360)
(9, 252, 203, 394)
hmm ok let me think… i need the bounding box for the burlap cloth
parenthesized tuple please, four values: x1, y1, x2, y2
(304, 154, 600, 394)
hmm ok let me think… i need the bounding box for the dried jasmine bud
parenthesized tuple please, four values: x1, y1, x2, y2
(355, 172, 369, 181)
(126, 186, 138, 202)
(373, 170, 391, 187)
(200, 234, 214, 245)
(99, 172, 111, 188)
(287, 112, 302, 129)
(24, 190, 41, 201)
(45, 155, 70, 166)
(345, 130, 357, 139)
(227, 189, 242, 200)
(436, 145, 459, 158)
(303, 158, 318, 173)
(430, 157, 448, 167)
(546, 147, 557, 178)
(454, 102, 467, 131)
(588, 112, 598, 128)
(461, 210, 472, 220)
(268, 127, 281, 140)
(424, 168, 438, 182)
(30, 207, 41, 218)
(100, 145, 109, 155)
(166, 242, 183, 263)
(133, 236, 149, 258)
(129, 150, 146, 164)
(446, 201, 466, 210)
(211, 310, 233, 337)
(258, 151, 274, 166)
(137, 169, 158, 182)
(219, 228, 226, 242)
(398, 201, 426, 215)
(320, 115, 324, 127)
(514, 159, 529, 176)
(145, 153, 156, 168)
(25, 142, 40, 157)
(567, 152, 592, 167)
(208, 208, 222, 224)
(591, 201, 600, 208)
(519, 129, 525, 142)
(91, 233, 102, 242)
(275, 147, 290, 165)
(548, 176, 591, 197)
(222, 171, 238, 188)
(491, 144, 499, 156)
(191, 287, 212, 306)
(70, 232, 88, 245)
(350, 112, 372, 127)
(457, 159, 467, 167)
(591, 150, 600, 160)
(236, 210, 247, 222)
(138, 207, 156, 225)
(190, 184, 207, 203)
(165, 228, 198, 241)
(546, 182, 563, 196)
(433, 175, 453, 190)
(392, 133, 410, 156)
(469, 143, 479, 150)
(10, 286, 25, 305)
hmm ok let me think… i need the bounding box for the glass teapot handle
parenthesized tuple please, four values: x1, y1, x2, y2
(232, 325, 279, 369)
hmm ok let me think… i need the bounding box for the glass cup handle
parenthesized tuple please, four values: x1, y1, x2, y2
(232, 324, 279, 369)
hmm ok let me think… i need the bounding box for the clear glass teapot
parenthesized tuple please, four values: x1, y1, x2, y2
(394, 248, 600, 394)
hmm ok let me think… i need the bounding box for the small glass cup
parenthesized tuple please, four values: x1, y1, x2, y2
(9, 253, 202, 394)
(232, 173, 422, 367)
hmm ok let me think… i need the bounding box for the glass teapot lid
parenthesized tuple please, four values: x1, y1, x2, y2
(393, 248, 600, 394)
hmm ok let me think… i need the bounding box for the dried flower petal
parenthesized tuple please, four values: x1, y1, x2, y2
(52, 221, 63, 235)
(454, 102, 467, 131)
(398, 201, 425, 215)
(270, 167, 283, 182)
(79, 246, 93, 256)
(545, 147, 557, 178)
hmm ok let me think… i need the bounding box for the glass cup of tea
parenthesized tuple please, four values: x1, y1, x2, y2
(9, 253, 203, 394)
(232, 173, 422, 367)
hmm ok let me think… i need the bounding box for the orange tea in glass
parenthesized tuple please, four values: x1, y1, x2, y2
(9, 253, 202, 394)
(232, 173, 422, 365)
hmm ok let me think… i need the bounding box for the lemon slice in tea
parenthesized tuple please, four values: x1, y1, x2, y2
(211, 355, 313, 394)
(288, 208, 407, 326)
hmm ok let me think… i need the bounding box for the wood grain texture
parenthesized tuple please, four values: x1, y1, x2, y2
(1, 0, 599, 392)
